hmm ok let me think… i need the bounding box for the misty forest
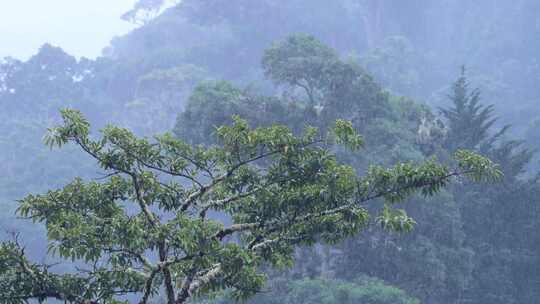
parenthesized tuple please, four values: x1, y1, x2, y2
(1, 1, 539, 303)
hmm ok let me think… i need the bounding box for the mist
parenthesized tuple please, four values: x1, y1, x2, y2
(0, 0, 136, 59)
(0, 1, 538, 303)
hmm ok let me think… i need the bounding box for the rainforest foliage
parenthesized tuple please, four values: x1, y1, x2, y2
(1, 1, 539, 304)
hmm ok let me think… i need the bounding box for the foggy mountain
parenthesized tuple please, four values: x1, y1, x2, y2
(0, 1, 539, 303)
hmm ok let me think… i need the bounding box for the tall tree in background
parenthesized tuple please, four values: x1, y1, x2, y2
(439, 67, 502, 152)
(440, 68, 533, 182)
(262, 34, 338, 105)
(440, 69, 539, 304)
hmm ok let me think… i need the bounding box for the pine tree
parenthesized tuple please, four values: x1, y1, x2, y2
(440, 67, 503, 152)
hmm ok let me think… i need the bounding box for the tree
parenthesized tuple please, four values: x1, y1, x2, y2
(440, 68, 533, 182)
(126, 64, 209, 135)
(439, 67, 504, 152)
(0, 109, 498, 303)
(173, 80, 318, 146)
(262, 34, 338, 105)
(205, 277, 420, 304)
(275, 277, 419, 304)
(439, 70, 539, 304)
(261, 34, 398, 158)
(121, 0, 176, 25)
(261, 34, 390, 124)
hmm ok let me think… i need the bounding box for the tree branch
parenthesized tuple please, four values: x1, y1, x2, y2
(176, 264, 222, 304)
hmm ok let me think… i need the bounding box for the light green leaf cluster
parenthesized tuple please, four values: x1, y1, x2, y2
(454, 149, 502, 182)
(331, 119, 364, 151)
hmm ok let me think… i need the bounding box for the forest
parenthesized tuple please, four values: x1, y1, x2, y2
(0, 1, 539, 303)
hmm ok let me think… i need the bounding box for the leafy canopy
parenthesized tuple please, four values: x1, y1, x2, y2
(202, 277, 420, 304)
(0, 109, 499, 304)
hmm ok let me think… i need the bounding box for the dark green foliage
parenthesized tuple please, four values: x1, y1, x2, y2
(172, 37, 513, 304)
(437, 71, 540, 304)
(440, 67, 500, 151)
(1, 2, 540, 304)
(173, 80, 320, 146)
(0, 109, 495, 303)
(439, 68, 534, 182)
(262, 34, 338, 105)
(261, 34, 393, 127)
(201, 277, 420, 304)
(175, 35, 412, 175)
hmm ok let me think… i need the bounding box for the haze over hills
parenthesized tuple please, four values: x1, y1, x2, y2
(0, 1, 539, 303)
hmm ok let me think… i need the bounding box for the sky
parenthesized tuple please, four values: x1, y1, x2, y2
(0, 0, 138, 60)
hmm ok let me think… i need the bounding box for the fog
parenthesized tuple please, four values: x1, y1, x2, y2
(0, 1, 539, 303)
(0, 0, 136, 59)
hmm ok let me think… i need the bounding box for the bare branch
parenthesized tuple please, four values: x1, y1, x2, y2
(215, 223, 258, 240)
(176, 264, 222, 304)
